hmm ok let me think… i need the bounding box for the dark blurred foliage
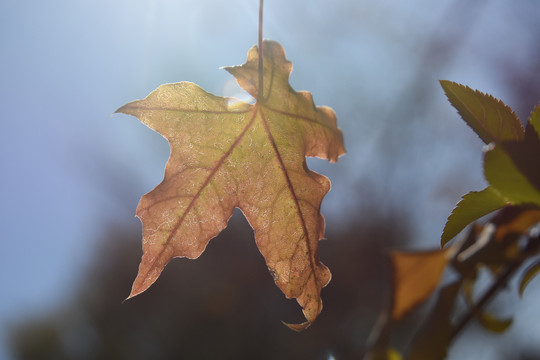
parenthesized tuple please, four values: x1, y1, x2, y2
(9, 203, 411, 360)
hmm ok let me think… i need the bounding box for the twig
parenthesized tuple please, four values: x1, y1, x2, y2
(450, 259, 522, 340)
(258, 0, 264, 100)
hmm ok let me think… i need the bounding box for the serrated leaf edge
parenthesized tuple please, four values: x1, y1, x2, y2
(440, 80, 524, 144)
(441, 187, 508, 247)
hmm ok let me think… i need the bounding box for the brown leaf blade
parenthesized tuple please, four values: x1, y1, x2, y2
(116, 40, 345, 327)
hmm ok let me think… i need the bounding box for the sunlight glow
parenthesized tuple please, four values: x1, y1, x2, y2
(223, 78, 255, 109)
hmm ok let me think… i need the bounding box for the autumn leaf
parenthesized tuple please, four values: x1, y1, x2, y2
(390, 248, 451, 320)
(116, 40, 345, 329)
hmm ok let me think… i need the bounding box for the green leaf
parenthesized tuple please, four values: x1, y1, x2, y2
(519, 259, 540, 297)
(407, 281, 461, 360)
(484, 145, 540, 207)
(441, 187, 508, 246)
(440, 80, 524, 144)
(529, 105, 540, 137)
(498, 124, 540, 195)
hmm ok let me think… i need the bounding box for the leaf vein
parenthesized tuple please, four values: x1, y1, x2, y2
(139, 108, 258, 279)
(258, 107, 318, 287)
(264, 105, 341, 137)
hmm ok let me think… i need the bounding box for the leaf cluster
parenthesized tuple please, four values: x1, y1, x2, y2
(366, 82, 540, 360)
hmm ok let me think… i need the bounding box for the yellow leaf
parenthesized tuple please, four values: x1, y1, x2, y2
(391, 248, 451, 320)
(116, 41, 345, 328)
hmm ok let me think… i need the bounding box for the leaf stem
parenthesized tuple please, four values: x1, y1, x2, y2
(451, 232, 540, 340)
(450, 259, 521, 340)
(258, 0, 264, 100)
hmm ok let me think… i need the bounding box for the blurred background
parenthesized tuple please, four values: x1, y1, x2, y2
(1, 0, 540, 359)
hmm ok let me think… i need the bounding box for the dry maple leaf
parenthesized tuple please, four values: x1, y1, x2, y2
(116, 40, 345, 329)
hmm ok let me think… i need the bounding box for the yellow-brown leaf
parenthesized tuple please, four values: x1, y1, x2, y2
(390, 248, 451, 320)
(116, 40, 345, 327)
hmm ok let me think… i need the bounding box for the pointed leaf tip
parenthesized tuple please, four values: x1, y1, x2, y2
(441, 187, 507, 247)
(224, 40, 292, 101)
(440, 80, 524, 144)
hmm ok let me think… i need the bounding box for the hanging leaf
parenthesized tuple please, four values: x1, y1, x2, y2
(116, 40, 345, 328)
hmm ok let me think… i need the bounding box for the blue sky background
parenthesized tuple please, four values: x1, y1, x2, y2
(1, 0, 540, 358)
